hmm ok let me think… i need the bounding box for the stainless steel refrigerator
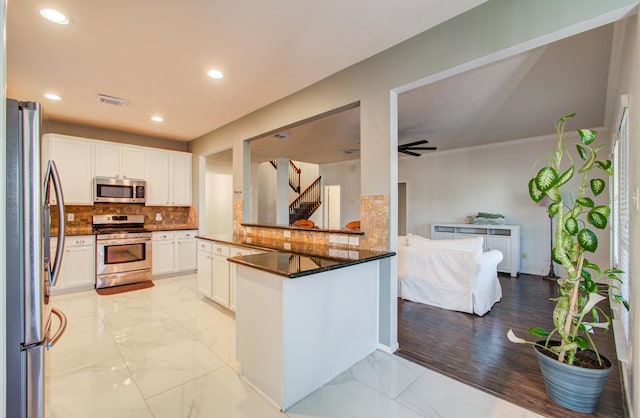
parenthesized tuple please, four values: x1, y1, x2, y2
(5, 99, 67, 418)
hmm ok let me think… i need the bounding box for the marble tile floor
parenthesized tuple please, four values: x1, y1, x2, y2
(46, 274, 544, 418)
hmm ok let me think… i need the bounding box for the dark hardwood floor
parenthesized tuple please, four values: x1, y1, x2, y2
(397, 273, 625, 418)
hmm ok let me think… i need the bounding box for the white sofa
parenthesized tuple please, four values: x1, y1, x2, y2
(397, 234, 503, 316)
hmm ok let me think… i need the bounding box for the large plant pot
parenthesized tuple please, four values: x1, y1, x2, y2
(534, 343, 612, 413)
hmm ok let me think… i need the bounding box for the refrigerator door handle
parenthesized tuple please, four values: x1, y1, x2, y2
(47, 307, 67, 349)
(44, 160, 65, 287)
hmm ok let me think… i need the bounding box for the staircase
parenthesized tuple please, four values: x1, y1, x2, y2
(289, 176, 321, 225)
(270, 160, 301, 193)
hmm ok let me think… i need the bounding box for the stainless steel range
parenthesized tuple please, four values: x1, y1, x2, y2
(93, 214, 152, 288)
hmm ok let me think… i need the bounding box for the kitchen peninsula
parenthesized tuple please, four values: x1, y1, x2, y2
(197, 234, 394, 411)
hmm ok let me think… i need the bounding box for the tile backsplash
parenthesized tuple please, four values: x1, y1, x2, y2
(51, 204, 197, 234)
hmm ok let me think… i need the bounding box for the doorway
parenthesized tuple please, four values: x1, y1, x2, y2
(323, 185, 341, 229)
(398, 182, 407, 236)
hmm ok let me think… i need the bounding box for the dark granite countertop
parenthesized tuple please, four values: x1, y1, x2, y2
(196, 234, 395, 278)
(56, 225, 198, 236)
(227, 249, 394, 278)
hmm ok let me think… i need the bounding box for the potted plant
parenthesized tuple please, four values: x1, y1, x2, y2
(507, 113, 628, 413)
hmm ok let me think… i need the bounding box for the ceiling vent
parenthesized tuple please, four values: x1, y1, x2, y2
(97, 94, 128, 106)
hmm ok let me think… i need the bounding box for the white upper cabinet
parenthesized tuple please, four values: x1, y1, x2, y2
(43, 134, 94, 205)
(94, 142, 145, 180)
(145, 151, 170, 205)
(44, 133, 191, 207)
(170, 153, 192, 206)
(145, 150, 192, 206)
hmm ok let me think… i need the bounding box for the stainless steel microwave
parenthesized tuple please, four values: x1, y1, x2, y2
(94, 177, 146, 203)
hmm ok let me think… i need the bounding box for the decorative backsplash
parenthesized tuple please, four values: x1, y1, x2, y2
(232, 195, 391, 251)
(50, 204, 198, 235)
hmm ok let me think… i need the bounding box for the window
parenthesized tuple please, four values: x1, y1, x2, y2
(611, 99, 630, 354)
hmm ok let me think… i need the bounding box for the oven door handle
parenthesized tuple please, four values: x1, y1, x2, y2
(98, 238, 151, 246)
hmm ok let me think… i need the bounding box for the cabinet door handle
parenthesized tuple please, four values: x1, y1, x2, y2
(216, 248, 222, 253)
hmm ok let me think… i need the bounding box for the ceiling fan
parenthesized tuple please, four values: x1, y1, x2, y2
(398, 139, 437, 156)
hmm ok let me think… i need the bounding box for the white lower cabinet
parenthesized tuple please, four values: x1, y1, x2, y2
(50, 235, 96, 294)
(211, 243, 230, 307)
(197, 241, 213, 297)
(151, 230, 197, 277)
(228, 246, 253, 312)
(196, 239, 262, 312)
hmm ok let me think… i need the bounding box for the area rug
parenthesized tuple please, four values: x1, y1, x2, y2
(96, 281, 154, 296)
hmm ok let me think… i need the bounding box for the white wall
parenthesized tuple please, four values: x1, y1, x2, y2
(399, 133, 611, 276)
(321, 160, 361, 228)
(205, 170, 233, 237)
(255, 162, 277, 224)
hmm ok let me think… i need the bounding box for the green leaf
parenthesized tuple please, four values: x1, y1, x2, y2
(604, 268, 624, 274)
(528, 178, 544, 203)
(556, 166, 574, 187)
(528, 327, 550, 338)
(576, 197, 595, 208)
(559, 113, 576, 122)
(596, 160, 614, 176)
(582, 260, 601, 275)
(613, 295, 630, 311)
(578, 229, 598, 252)
(546, 187, 562, 203)
(580, 148, 596, 173)
(578, 128, 597, 145)
(591, 205, 610, 218)
(583, 275, 597, 292)
(564, 217, 579, 235)
(588, 211, 608, 229)
(548, 202, 560, 217)
(576, 144, 589, 160)
(535, 167, 558, 192)
(591, 307, 600, 322)
(574, 336, 590, 349)
(590, 178, 606, 196)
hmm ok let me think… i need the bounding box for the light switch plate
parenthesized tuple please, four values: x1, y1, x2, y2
(284, 230, 291, 238)
(329, 235, 340, 244)
(283, 242, 291, 250)
(337, 235, 349, 245)
(67, 213, 74, 222)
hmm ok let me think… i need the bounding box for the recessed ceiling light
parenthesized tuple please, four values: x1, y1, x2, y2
(207, 69, 224, 79)
(40, 9, 69, 25)
(44, 93, 62, 101)
(151, 116, 164, 122)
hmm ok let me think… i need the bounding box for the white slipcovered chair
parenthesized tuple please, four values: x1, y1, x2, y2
(397, 234, 503, 316)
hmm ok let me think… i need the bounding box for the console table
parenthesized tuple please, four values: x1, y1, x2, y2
(430, 223, 520, 277)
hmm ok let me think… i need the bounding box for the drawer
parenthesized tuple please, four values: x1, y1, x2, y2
(212, 243, 230, 256)
(230, 246, 253, 257)
(175, 230, 197, 240)
(65, 235, 94, 247)
(197, 240, 212, 253)
(152, 231, 175, 241)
